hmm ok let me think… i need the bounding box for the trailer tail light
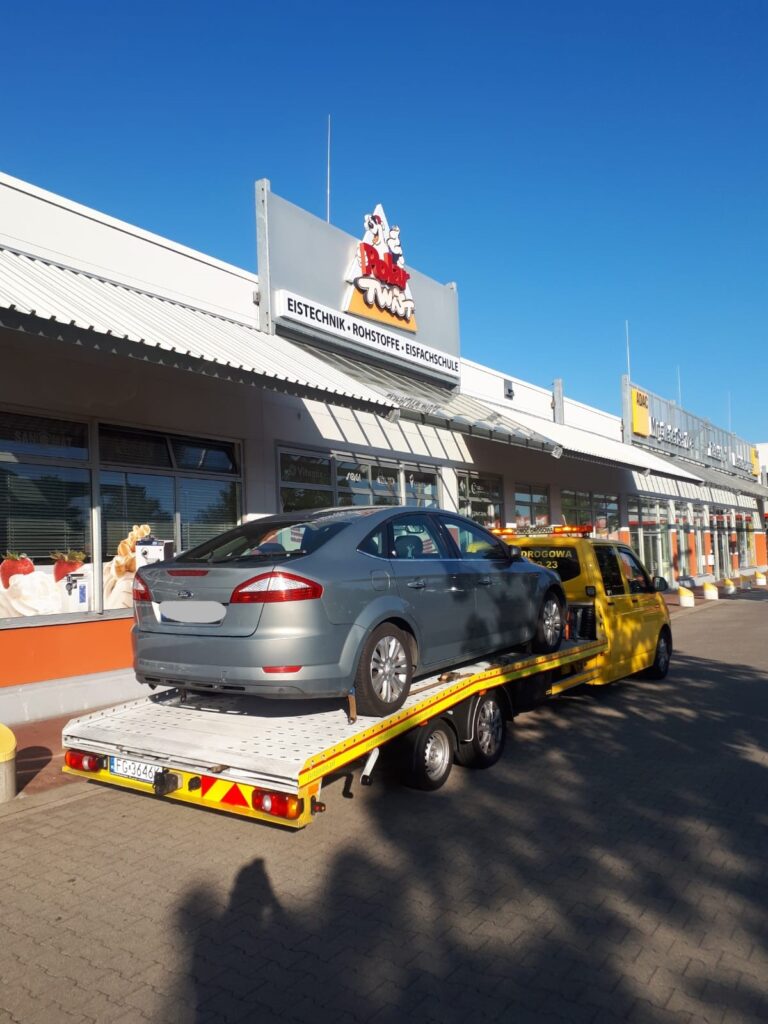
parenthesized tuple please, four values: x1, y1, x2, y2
(251, 788, 303, 820)
(230, 572, 323, 604)
(132, 574, 152, 603)
(65, 750, 105, 772)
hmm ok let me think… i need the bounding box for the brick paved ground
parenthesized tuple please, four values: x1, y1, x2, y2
(1, 593, 766, 1024)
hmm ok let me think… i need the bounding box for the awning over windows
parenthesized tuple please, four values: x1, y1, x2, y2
(0, 246, 397, 418)
(480, 405, 704, 482)
(304, 347, 556, 450)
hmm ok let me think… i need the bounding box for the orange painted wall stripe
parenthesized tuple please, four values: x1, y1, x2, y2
(0, 618, 133, 687)
(755, 532, 767, 566)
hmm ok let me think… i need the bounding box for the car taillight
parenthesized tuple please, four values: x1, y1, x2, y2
(262, 666, 302, 673)
(65, 750, 105, 772)
(132, 574, 152, 602)
(230, 572, 323, 604)
(251, 788, 303, 820)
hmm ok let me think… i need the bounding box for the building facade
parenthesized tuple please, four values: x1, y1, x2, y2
(1, 172, 764, 721)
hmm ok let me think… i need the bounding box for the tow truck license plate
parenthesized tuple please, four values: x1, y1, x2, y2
(109, 756, 157, 783)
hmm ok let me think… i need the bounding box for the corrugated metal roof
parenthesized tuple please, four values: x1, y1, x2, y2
(303, 347, 556, 449)
(480, 405, 703, 482)
(643, 453, 768, 500)
(0, 246, 396, 416)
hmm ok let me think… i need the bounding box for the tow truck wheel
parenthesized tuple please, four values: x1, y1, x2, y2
(403, 720, 454, 791)
(456, 692, 506, 769)
(644, 628, 672, 680)
(354, 624, 413, 717)
(532, 591, 564, 653)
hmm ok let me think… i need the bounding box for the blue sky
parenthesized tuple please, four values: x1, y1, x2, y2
(4, 1, 766, 440)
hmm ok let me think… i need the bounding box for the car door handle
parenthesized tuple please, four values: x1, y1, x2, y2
(407, 578, 426, 589)
(477, 577, 492, 586)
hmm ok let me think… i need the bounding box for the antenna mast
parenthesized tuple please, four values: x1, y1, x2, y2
(326, 115, 331, 223)
(625, 320, 631, 381)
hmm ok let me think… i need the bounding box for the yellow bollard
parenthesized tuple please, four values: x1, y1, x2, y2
(755, 571, 766, 588)
(702, 582, 719, 601)
(678, 585, 695, 608)
(0, 723, 16, 804)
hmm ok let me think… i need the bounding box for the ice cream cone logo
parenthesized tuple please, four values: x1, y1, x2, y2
(344, 205, 418, 333)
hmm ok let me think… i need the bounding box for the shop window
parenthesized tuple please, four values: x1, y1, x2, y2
(514, 485, 549, 528)
(180, 478, 241, 550)
(561, 490, 592, 528)
(458, 472, 504, 528)
(0, 464, 92, 619)
(404, 469, 438, 509)
(280, 452, 334, 512)
(171, 437, 238, 474)
(100, 426, 172, 468)
(0, 410, 88, 461)
(279, 449, 439, 513)
(562, 490, 618, 539)
(101, 472, 175, 560)
(335, 460, 400, 508)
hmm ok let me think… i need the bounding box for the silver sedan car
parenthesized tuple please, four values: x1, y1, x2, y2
(133, 506, 566, 717)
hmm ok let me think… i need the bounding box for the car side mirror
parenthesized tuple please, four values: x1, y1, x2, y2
(507, 544, 522, 561)
(653, 576, 668, 592)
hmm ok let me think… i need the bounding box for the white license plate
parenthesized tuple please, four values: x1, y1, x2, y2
(159, 600, 225, 624)
(109, 756, 158, 783)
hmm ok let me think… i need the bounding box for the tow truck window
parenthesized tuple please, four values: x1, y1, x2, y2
(617, 548, 653, 594)
(593, 546, 627, 597)
(522, 546, 581, 582)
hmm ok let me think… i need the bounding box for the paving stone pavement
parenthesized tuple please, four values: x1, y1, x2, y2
(1, 593, 767, 1024)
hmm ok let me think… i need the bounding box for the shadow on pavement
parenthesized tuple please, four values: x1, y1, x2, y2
(163, 646, 768, 1024)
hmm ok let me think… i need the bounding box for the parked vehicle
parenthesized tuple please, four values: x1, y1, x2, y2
(499, 526, 672, 682)
(133, 506, 566, 716)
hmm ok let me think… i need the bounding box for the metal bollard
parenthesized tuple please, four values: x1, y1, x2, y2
(0, 723, 16, 803)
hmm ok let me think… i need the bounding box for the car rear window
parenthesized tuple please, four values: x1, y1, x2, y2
(176, 514, 350, 564)
(522, 545, 582, 582)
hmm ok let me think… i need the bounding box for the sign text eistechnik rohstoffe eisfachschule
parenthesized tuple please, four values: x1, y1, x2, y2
(274, 291, 460, 377)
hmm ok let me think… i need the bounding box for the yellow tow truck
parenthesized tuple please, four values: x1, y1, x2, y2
(61, 526, 670, 829)
(493, 525, 672, 684)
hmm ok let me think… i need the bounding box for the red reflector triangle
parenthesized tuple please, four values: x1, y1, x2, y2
(200, 776, 217, 797)
(221, 783, 249, 808)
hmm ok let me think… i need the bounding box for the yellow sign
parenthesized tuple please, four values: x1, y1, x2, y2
(751, 447, 760, 477)
(631, 388, 650, 437)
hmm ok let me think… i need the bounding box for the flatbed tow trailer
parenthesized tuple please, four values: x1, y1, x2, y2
(62, 636, 606, 829)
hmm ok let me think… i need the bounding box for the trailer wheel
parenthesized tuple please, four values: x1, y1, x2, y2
(643, 628, 672, 680)
(403, 720, 454, 791)
(456, 691, 506, 769)
(354, 624, 413, 717)
(532, 590, 564, 653)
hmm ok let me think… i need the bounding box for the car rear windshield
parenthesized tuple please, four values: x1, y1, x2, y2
(176, 514, 350, 564)
(522, 545, 582, 582)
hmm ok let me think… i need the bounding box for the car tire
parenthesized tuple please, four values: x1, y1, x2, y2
(532, 590, 564, 654)
(354, 623, 413, 717)
(643, 628, 672, 680)
(403, 719, 454, 791)
(455, 691, 506, 769)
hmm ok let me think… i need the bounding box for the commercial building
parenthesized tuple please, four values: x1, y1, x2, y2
(1, 173, 764, 721)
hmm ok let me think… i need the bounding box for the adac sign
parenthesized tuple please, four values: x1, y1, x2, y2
(344, 205, 417, 333)
(631, 388, 650, 437)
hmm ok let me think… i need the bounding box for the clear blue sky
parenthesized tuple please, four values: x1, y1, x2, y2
(4, 1, 766, 441)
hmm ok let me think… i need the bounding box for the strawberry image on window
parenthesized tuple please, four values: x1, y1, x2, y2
(0, 552, 34, 589)
(50, 550, 86, 583)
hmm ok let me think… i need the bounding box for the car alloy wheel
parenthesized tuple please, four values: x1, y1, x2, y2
(370, 634, 409, 704)
(476, 696, 504, 757)
(541, 597, 562, 648)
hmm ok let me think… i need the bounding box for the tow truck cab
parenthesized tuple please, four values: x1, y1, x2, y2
(496, 527, 673, 684)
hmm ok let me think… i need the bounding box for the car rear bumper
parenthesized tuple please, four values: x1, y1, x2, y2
(132, 623, 365, 698)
